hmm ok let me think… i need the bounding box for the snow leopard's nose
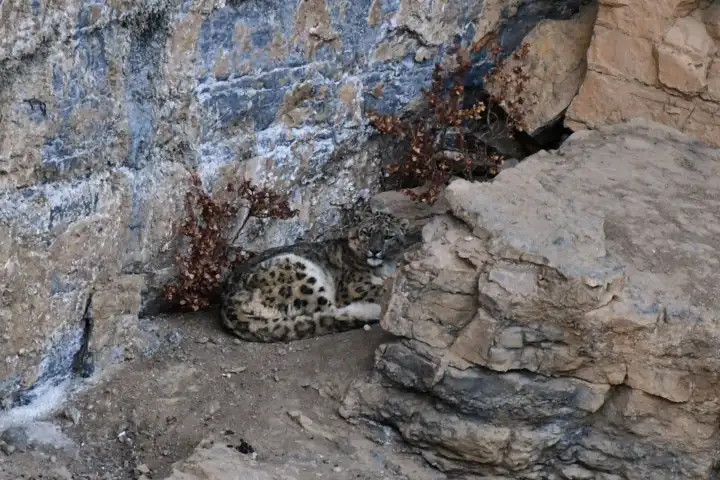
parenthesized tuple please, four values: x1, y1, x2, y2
(366, 250, 384, 267)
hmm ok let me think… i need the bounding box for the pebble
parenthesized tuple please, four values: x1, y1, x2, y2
(136, 464, 150, 474)
(0, 427, 28, 452)
(233, 338, 242, 345)
(117, 431, 132, 445)
(64, 406, 82, 424)
(196, 336, 209, 344)
(1, 443, 15, 455)
(52, 466, 73, 480)
(166, 331, 183, 345)
(207, 400, 221, 416)
(363, 324, 371, 331)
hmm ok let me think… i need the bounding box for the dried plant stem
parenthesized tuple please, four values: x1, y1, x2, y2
(163, 174, 298, 312)
(368, 40, 531, 204)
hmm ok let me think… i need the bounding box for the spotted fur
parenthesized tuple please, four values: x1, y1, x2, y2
(219, 209, 410, 343)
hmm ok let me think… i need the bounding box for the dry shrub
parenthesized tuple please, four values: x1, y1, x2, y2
(163, 173, 298, 311)
(164, 40, 531, 308)
(368, 41, 531, 204)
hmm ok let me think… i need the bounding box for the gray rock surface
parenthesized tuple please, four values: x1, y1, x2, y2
(0, 0, 588, 403)
(340, 118, 720, 479)
(161, 436, 443, 480)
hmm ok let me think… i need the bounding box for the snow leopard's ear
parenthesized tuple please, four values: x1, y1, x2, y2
(397, 217, 410, 232)
(351, 199, 374, 223)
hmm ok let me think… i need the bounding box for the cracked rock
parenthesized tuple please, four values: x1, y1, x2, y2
(341, 119, 720, 479)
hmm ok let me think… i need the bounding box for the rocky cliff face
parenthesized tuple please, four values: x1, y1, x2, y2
(566, 0, 720, 147)
(340, 119, 720, 479)
(0, 0, 591, 408)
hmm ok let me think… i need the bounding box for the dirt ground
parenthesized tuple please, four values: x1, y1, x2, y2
(0, 310, 448, 480)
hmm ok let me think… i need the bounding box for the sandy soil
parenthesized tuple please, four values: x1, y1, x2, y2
(0, 310, 447, 480)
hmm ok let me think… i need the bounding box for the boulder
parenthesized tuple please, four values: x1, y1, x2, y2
(161, 435, 444, 480)
(566, 0, 720, 148)
(341, 118, 720, 479)
(485, 1, 598, 135)
(0, 0, 590, 401)
(163, 441, 290, 480)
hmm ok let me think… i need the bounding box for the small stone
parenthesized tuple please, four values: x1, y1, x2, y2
(1, 444, 15, 455)
(287, 410, 336, 442)
(136, 463, 150, 474)
(207, 400, 221, 415)
(52, 466, 73, 480)
(196, 336, 209, 344)
(166, 331, 183, 345)
(363, 324, 371, 331)
(333, 466, 342, 473)
(0, 427, 29, 452)
(274, 375, 280, 382)
(117, 431, 131, 444)
(233, 338, 242, 345)
(64, 406, 82, 424)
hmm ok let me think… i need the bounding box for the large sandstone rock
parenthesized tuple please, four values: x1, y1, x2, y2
(567, 0, 720, 147)
(163, 441, 294, 480)
(161, 436, 441, 480)
(485, 1, 598, 135)
(341, 118, 720, 479)
(0, 0, 589, 410)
